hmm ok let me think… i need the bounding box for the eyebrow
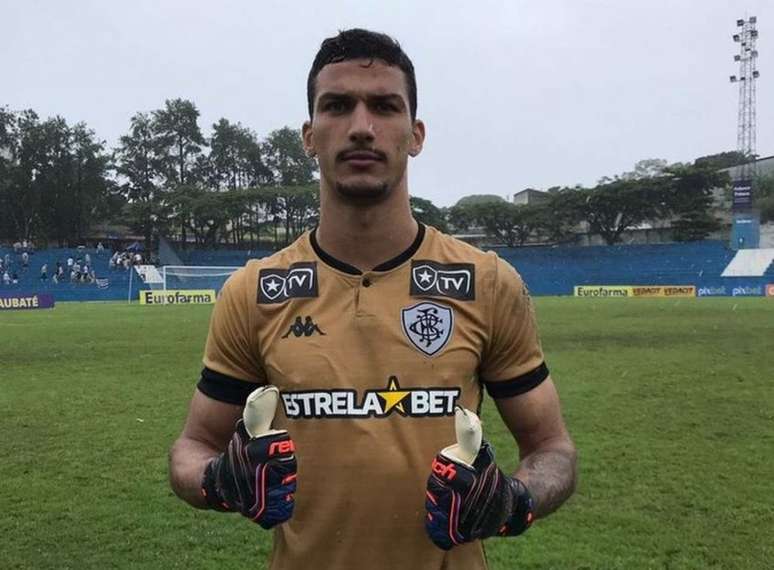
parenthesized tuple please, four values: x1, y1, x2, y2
(317, 92, 405, 106)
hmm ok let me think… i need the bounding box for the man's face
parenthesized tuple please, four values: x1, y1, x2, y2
(303, 59, 424, 204)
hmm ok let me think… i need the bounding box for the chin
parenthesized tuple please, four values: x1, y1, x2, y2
(334, 181, 391, 205)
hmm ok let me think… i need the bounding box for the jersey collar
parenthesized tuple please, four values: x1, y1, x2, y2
(310, 223, 426, 276)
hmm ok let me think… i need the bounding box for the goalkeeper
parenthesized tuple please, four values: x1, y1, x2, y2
(169, 28, 576, 569)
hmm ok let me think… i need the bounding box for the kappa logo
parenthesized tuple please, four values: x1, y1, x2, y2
(281, 376, 460, 419)
(410, 260, 475, 301)
(282, 316, 326, 338)
(258, 262, 318, 304)
(401, 301, 454, 357)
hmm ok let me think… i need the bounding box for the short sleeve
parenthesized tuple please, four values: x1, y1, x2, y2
(201, 266, 266, 385)
(479, 257, 548, 399)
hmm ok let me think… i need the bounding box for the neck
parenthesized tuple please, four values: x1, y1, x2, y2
(316, 181, 418, 272)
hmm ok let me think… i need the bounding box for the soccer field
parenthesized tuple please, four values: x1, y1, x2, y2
(1, 298, 772, 569)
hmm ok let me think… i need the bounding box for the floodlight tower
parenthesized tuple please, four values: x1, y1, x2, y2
(728, 16, 761, 249)
(729, 16, 760, 180)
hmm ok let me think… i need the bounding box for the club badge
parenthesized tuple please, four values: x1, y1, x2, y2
(401, 301, 454, 357)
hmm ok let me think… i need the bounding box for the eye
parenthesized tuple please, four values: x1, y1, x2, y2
(323, 99, 348, 113)
(374, 101, 398, 113)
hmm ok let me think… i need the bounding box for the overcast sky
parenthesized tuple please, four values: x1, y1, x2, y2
(2, 0, 771, 206)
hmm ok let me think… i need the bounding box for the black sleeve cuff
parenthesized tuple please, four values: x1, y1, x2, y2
(481, 362, 549, 399)
(197, 367, 262, 405)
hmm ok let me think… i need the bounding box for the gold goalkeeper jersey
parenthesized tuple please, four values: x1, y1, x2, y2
(199, 224, 548, 570)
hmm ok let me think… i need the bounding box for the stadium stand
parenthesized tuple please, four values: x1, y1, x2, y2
(0, 246, 145, 301)
(2, 240, 770, 301)
(495, 240, 744, 296)
(721, 248, 774, 277)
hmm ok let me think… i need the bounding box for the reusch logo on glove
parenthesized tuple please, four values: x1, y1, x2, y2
(281, 376, 461, 419)
(431, 458, 457, 481)
(268, 440, 296, 456)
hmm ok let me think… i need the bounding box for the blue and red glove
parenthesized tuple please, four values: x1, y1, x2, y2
(201, 386, 297, 529)
(424, 408, 534, 550)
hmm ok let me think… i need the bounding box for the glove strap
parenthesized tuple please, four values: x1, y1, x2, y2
(200, 456, 234, 512)
(499, 477, 534, 537)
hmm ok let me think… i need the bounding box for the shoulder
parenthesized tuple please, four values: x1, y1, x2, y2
(422, 227, 529, 299)
(423, 226, 499, 266)
(421, 226, 507, 281)
(248, 233, 313, 269)
(224, 233, 314, 299)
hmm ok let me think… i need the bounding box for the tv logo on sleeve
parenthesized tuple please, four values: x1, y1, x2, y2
(410, 260, 475, 301)
(258, 262, 318, 304)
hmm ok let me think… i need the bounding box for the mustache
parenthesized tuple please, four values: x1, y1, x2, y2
(336, 147, 387, 161)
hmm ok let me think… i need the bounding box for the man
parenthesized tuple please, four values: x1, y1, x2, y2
(169, 29, 576, 569)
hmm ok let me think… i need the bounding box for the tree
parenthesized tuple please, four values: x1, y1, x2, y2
(578, 178, 666, 245)
(115, 112, 165, 248)
(263, 185, 319, 247)
(410, 196, 447, 232)
(532, 188, 584, 244)
(693, 151, 749, 170)
(753, 173, 774, 224)
(262, 127, 317, 186)
(454, 194, 506, 207)
(152, 99, 206, 248)
(662, 164, 726, 241)
(448, 195, 507, 233)
(453, 200, 537, 247)
(152, 99, 206, 187)
(210, 119, 271, 190)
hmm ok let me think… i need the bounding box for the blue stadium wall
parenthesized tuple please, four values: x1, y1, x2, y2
(1, 241, 772, 302)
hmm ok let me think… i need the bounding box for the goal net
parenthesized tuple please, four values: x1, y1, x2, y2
(161, 265, 240, 293)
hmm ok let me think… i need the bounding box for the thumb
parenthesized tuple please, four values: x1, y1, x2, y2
(243, 385, 280, 438)
(440, 406, 482, 468)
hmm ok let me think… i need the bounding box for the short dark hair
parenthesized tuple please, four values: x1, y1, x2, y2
(307, 28, 417, 121)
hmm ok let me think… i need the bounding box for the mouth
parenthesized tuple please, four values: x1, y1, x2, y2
(338, 149, 385, 167)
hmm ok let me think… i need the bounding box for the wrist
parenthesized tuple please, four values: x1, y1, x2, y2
(200, 455, 232, 512)
(499, 477, 534, 536)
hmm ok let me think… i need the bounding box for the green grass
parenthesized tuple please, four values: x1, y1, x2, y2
(1, 298, 772, 569)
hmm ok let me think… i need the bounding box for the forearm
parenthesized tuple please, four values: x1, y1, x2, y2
(514, 440, 577, 519)
(168, 436, 221, 509)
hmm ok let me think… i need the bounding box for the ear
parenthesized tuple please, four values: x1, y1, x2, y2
(408, 119, 425, 157)
(302, 120, 315, 157)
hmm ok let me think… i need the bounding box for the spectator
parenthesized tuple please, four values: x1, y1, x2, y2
(11, 272, 18, 284)
(40, 263, 48, 282)
(2, 271, 9, 285)
(22, 251, 29, 269)
(52, 273, 59, 284)
(96, 242, 104, 254)
(70, 269, 77, 282)
(22, 239, 28, 250)
(3, 253, 10, 267)
(108, 257, 116, 270)
(67, 257, 74, 272)
(13, 241, 21, 253)
(85, 253, 91, 266)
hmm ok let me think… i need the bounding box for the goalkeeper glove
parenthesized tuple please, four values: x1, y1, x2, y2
(201, 386, 297, 529)
(425, 407, 534, 550)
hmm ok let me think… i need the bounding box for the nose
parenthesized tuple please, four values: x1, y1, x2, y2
(347, 102, 375, 144)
